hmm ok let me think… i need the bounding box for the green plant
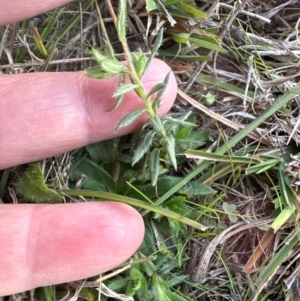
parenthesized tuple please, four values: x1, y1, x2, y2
(84, 0, 226, 187)
(106, 220, 191, 301)
(86, 0, 178, 180)
(7, 0, 300, 299)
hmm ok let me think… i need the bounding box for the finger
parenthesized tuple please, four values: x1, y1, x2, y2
(0, 202, 144, 296)
(0, 0, 74, 25)
(0, 59, 177, 169)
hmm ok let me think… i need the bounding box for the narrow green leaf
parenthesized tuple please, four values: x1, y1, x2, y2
(171, 33, 227, 53)
(113, 84, 140, 97)
(108, 278, 129, 291)
(176, 139, 206, 151)
(164, 116, 195, 127)
(153, 72, 170, 109)
(161, 53, 212, 61)
(176, 2, 206, 19)
(154, 84, 300, 209)
(146, 0, 158, 11)
(246, 159, 279, 174)
(153, 0, 176, 25)
(185, 149, 259, 164)
(85, 67, 114, 79)
(278, 165, 292, 207)
(171, 32, 190, 44)
(130, 266, 144, 280)
(132, 131, 156, 165)
(271, 205, 295, 232)
(31, 26, 48, 58)
(104, 40, 116, 60)
(116, 108, 146, 131)
(191, 34, 222, 46)
(166, 133, 177, 170)
(132, 50, 147, 78)
(164, 0, 192, 7)
(62, 189, 208, 231)
(108, 94, 124, 112)
(81, 288, 95, 301)
(143, 29, 164, 76)
(150, 115, 166, 137)
(166, 290, 191, 301)
(147, 82, 166, 99)
(100, 59, 125, 74)
(189, 34, 227, 53)
(117, 0, 127, 41)
(165, 8, 192, 19)
(43, 286, 55, 301)
(107, 73, 126, 111)
(196, 74, 255, 98)
(150, 148, 160, 186)
(255, 229, 300, 288)
(140, 256, 157, 276)
(92, 48, 106, 64)
(152, 274, 172, 301)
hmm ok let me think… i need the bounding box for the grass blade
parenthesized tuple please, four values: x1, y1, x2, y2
(154, 85, 300, 207)
(61, 189, 207, 231)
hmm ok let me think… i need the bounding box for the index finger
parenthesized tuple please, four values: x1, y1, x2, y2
(0, 0, 74, 25)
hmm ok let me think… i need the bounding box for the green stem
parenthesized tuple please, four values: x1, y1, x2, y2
(43, 286, 54, 301)
(105, 0, 148, 100)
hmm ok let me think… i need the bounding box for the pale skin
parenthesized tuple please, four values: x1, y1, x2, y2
(0, 0, 177, 296)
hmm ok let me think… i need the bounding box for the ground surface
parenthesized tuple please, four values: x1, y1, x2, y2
(1, 0, 300, 300)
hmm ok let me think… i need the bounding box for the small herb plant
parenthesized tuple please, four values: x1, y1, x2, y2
(85, 0, 178, 187)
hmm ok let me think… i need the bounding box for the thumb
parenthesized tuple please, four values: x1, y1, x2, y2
(0, 202, 144, 296)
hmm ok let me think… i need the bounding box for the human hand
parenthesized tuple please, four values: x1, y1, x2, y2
(0, 0, 177, 296)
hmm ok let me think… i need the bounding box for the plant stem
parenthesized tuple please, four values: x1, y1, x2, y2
(105, 0, 148, 100)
